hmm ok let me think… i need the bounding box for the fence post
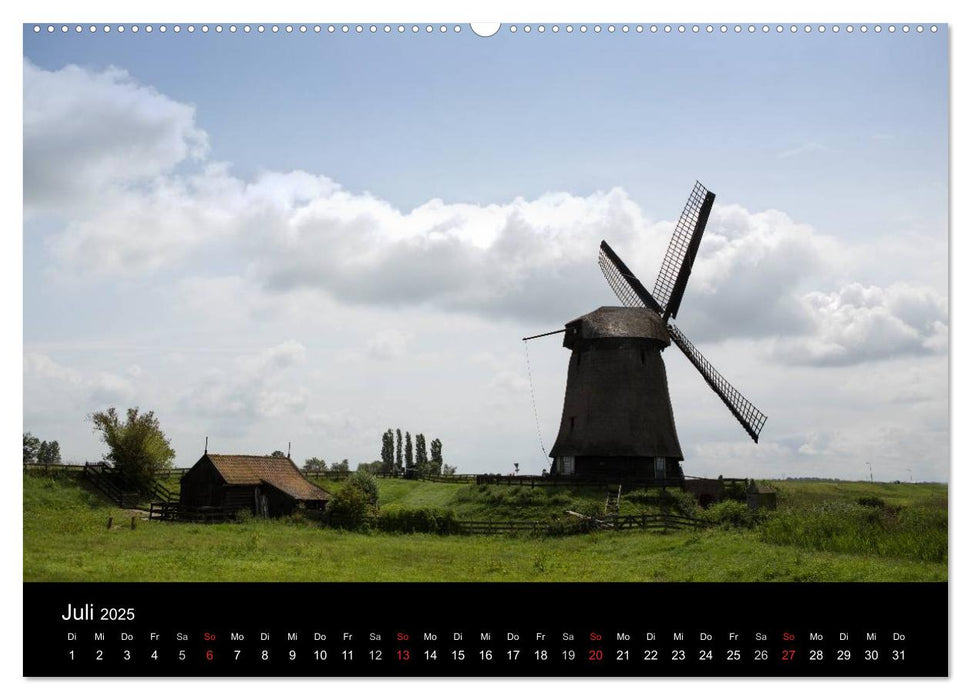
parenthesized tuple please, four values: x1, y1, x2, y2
(106, 517, 113, 529)
(131, 516, 136, 530)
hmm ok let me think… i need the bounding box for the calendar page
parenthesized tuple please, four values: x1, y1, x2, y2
(21, 12, 949, 679)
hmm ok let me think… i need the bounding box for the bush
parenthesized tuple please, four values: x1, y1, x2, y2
(349, 469, 379, 506)
(375, 505, 460, 534)
(703, 500, 757, 528)
(660, 489, 701, 517)
(327, 483, 373, 530)
(857, 496, 886, 508)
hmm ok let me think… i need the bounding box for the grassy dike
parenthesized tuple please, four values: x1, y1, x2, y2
(23, 472, 947, 582)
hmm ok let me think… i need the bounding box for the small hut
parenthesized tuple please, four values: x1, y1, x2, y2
(180, 453, 330, 517)
(746, 482, 777, 511)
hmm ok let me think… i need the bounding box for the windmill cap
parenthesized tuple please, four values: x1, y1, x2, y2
(564, 306, 671, 348)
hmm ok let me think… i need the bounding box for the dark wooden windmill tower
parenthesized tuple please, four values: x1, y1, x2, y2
(549, 182, 767, 481)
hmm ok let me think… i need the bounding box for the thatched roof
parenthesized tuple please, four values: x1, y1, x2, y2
(563, 306, 670, 349)
(204, 454, 330, 502)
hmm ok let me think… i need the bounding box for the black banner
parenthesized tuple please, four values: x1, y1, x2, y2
(24, 582, 947, 677)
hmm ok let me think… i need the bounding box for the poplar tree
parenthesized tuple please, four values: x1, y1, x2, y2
(405, 432, 414, 470)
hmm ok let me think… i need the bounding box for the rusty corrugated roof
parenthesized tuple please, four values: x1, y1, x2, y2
(206, 454, 330, 501)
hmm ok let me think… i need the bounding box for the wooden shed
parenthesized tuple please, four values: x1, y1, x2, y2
(180, 453, 330, 517)
(746, 482, 777, 511)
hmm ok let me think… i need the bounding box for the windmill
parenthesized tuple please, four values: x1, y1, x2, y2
(548, 181, 766, 481)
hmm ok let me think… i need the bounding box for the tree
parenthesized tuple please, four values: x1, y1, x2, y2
(415, 433, 428, 467)
(349, 469, 379, 506)
(330, 458, 350, 473)
(270, 450, 287, 458)
(23, 433, 40, 463)
(358, 460, 384, 474)
(442, 463, 457, 476)
(328, 482, 371, 529)
(37, 440, 61, 465)
(304, 457, 327, 471)
(430, 438, 443, 468)
(90, 407, 175, 492)
(395, 429, 403, 473)
(381, 429, 394, 473)
(404, 432, 414, 471)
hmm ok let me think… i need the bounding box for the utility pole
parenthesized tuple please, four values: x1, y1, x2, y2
(866, 461, 873, 482)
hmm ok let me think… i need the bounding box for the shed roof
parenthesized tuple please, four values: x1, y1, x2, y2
(205, 454, 330, 501)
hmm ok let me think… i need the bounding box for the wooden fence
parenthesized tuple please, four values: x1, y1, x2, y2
(24, 463, 188, 480)
(329, 512, 708, 536)
(473, 474, 686, 490)
(148, 501, 237, 523)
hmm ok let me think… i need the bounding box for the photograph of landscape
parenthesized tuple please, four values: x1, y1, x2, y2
(23, 23, 947, 584)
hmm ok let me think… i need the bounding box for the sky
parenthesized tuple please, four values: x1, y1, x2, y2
(22, 23, 949, 481)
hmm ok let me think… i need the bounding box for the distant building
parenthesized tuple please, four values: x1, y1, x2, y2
(180, 453, 331, 517)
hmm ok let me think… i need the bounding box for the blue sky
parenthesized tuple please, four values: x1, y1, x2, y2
(22, 24, 949, 480)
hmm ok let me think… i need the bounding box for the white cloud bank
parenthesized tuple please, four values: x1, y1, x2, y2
(24, 60, 947, 370)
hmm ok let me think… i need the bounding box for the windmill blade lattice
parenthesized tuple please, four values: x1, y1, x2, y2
(667, 323, 767, 443)
(598, 241, 662, 314)
(653, 181, 712, 318)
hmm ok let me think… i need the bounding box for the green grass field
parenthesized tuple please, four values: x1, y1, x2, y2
(23, 473, 947, 582)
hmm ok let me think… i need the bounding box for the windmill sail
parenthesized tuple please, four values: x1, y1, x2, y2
(598, 235, 767, 444)
(667, 324, 767, 443)
(653, 181, 715, 321)
(598, 241, 663, 314)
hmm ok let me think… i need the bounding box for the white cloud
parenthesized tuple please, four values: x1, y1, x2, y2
(773, 283, 948, 366)
(24, 60, 208, 217)
(364, 330, 412, 360)
(24, 353, 137, 407)
(179, 341, 309, 424)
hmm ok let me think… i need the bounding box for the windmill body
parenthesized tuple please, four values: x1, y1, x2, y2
(547, 182, 767, 482)
(549, 306, 684, 480)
